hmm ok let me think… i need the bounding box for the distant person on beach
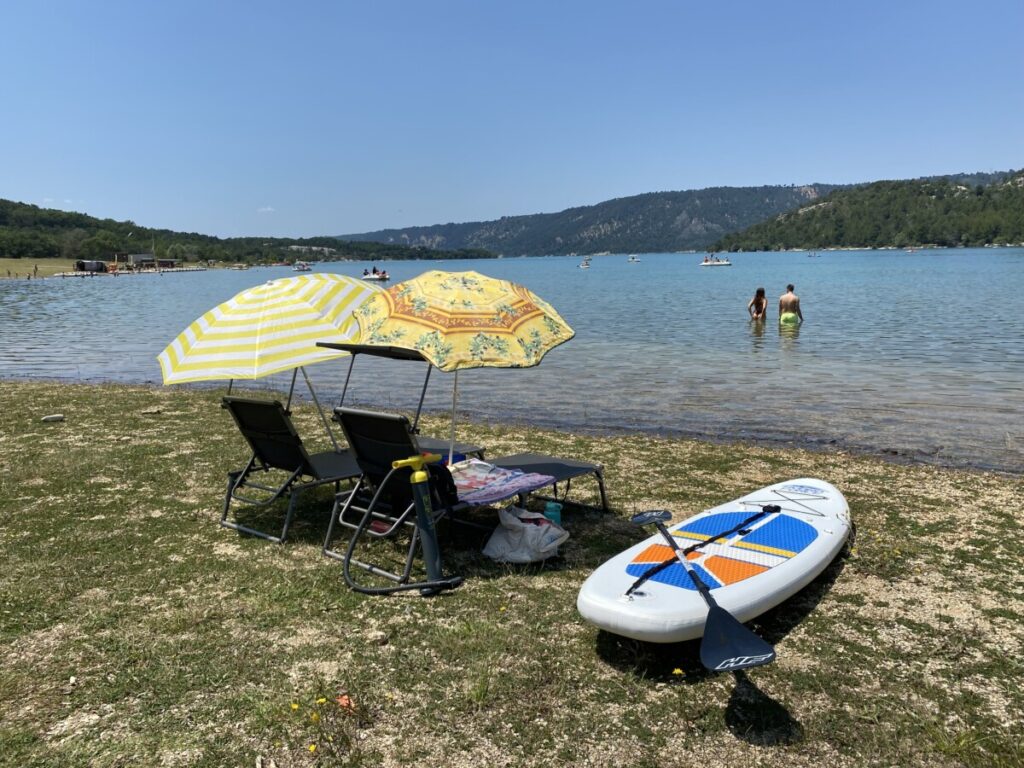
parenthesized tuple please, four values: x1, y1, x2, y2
(779, 284, 803, 325)
(747, 287, 767, 320)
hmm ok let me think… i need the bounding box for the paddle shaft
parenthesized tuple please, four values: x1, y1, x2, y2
(625, 504, 780, 597)
(652, 520, 718, 606)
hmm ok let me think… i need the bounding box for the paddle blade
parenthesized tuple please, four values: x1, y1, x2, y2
(699, 604, 776, 672)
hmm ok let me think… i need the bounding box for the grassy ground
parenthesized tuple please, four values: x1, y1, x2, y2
(0, 258, 77, 279)
(1, 381, 1021, 767)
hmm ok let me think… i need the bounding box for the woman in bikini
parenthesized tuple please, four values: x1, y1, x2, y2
(747, 287, 767, 321)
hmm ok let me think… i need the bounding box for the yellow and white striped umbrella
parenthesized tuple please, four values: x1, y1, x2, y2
(158, 273, 382, 384)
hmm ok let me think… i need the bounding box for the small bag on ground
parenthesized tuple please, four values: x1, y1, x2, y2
(483, 505, 569, 563)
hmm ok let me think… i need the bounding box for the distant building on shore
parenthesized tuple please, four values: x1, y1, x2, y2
(126, 253, 181, 270)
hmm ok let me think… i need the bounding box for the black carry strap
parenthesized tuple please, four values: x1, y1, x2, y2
(623, 505, 780, 597)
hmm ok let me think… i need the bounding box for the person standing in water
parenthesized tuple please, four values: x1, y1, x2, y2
(779, 284, 803, 325)
(747, 287, 767, 320)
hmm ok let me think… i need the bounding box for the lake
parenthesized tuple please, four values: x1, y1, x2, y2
(2, 249, 1022, 473)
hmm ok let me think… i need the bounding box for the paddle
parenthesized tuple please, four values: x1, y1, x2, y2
(625, 504, 781, 597)
(631, 510, 777, 672)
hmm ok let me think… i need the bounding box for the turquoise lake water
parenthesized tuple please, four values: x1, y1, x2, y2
(2, 249, 1022, 472)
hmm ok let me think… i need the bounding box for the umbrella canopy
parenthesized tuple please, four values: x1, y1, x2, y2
(356, 270, 574, 372)
(353, 270, 574, 462)
(158, 273, 382, 384)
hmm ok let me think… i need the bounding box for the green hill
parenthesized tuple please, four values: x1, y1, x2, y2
(713, 171, 1024, 251)
(0, 200, 492, 264)
(340, 185, 845, 255)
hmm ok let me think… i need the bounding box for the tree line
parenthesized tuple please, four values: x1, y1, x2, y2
(0, 199, 493, 263)
(712, 173, 1024, 252)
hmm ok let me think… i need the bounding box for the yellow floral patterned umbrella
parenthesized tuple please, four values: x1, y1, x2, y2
(356, 270, 574, 372)
(355, 270, 574, 460)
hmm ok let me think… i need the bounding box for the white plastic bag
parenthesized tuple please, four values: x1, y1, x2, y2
(482, 505, 570, 563)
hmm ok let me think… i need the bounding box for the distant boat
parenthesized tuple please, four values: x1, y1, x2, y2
(293, 260, 312, 272)
(627, 255, 641, 263)
(362, 272, 390, 281)
(699, 258, 732, 267)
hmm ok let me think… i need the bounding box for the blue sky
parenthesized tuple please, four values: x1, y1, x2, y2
(1, 0, 1021, 237)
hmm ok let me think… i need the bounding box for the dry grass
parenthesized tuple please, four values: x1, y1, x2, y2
(0, 381, 1021, 767)
(0, 257, 77, 279)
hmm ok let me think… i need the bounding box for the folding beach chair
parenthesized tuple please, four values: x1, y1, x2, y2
(220, 396, 360, 544)
(323, 407, 468, 595)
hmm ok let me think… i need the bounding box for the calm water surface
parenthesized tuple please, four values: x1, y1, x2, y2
(2, 249, 1022, 472)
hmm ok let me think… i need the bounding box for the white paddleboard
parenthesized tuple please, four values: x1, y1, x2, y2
(577, 478, 850, 643)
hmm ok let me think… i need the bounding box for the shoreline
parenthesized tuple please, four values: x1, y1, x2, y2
(3, 375, 1019, 478)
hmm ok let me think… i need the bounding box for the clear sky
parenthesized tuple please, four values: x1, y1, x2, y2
(1, 0, 1021, 238)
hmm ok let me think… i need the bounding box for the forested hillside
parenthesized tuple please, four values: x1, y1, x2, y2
(341, 185, 844, 255)
(713, 173, 1024, 251)
(0, 200, 492, 263)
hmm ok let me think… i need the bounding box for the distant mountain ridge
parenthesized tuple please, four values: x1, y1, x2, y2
(340, 185, 846, 255)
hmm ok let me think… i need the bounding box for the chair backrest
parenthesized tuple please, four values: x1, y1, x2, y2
(334, 407, 421, 483)
(222, 397, 316, 477)
(335, 407, 462, 512)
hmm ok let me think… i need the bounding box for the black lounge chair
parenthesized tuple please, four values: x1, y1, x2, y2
(490, 452, 609, 513)
(324, 407, 467, 595)
(320, 342, 487, 459)
(220, 396, 360, 544)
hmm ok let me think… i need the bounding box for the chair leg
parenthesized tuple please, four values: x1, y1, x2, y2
(221, 470, 242, 526)
(278, 487, 302, 545)
(594, 469, 609, 512)
(323, 483, 359, 560)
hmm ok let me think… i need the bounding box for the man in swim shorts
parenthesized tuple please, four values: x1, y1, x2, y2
(779, 284, 803, 325)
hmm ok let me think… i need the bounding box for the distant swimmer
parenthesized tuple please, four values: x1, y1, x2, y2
(747, 287, 767, 320)
(779, 284, 803, 325)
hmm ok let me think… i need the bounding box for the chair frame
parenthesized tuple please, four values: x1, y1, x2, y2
(220, 396, 358, 544)
(324, 407, 466, 595)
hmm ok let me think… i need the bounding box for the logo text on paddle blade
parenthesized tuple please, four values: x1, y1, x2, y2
(714, 652, 775, 671)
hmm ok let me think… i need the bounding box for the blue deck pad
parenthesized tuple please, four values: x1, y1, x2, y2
(673, 511, 818, 556)
(740, 514, 817, 554)
(673, 512, 753, 539)
(625, 560, 719, 591)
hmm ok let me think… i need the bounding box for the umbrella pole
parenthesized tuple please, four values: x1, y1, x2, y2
(286, 368, 298, 409)
(411, 364, 433, 434)
(301, 366, 341, 452)
(227, 378, 234, 395)
(338, 355, 356, 408)
(448, 370, 459, 466)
